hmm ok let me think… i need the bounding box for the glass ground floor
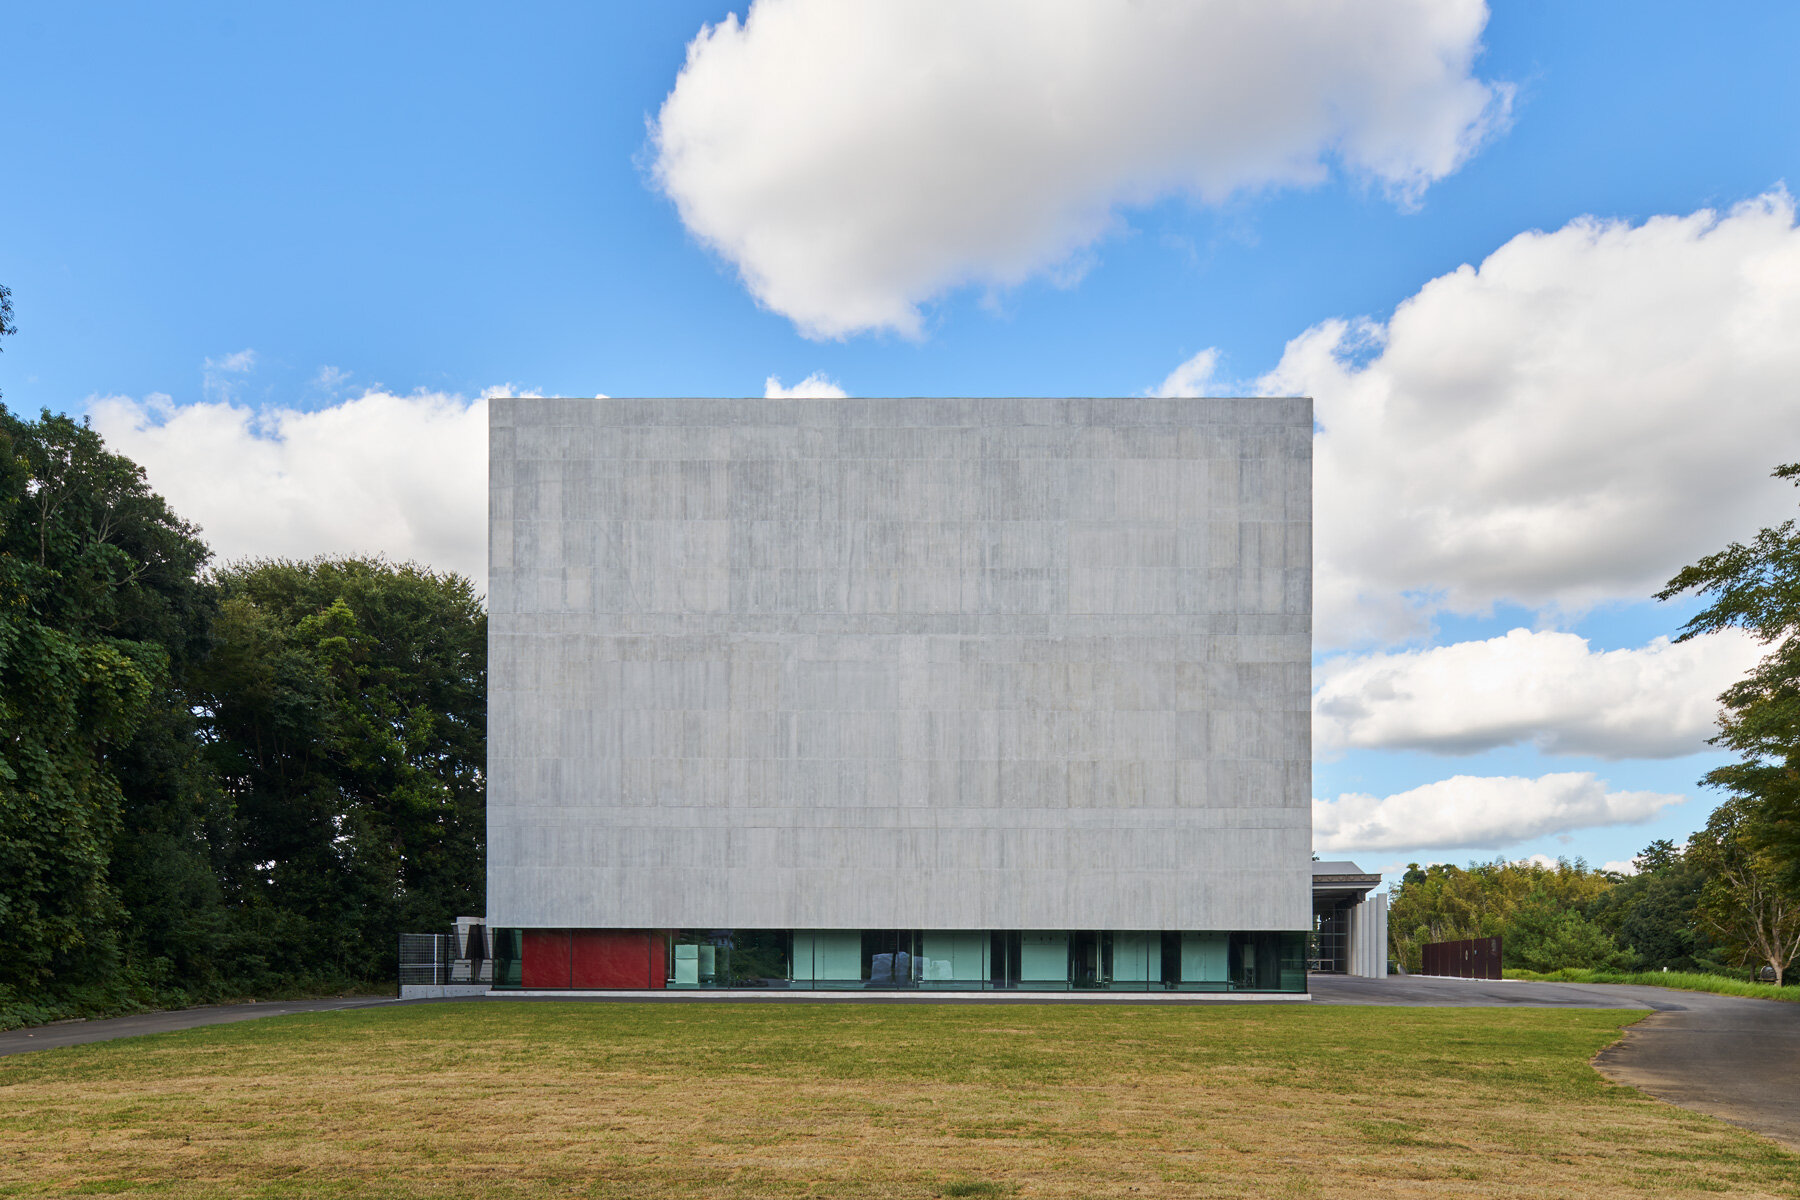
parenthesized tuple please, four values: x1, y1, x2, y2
(490, 929, 1307, 992)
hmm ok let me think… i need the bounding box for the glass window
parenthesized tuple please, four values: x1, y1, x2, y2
(1178, 931, 1229, 990)
(491, 928, 523, 988)
(990, 931, 1021, 989)
(1070, 932, 1102, 988)
(791, 930, 862, 988)
(921, 931, 987, 988)
(1226, 931, 1305, 991)
(665, 930, 716, 988)
(1311, 902, 1350, 973)
(499, 927, 1309, 992)
(671, 940, 701, 987)
(862, 930, 920, 987)
(1019, 931, 1069, 988)
(726, 930, 791, 987)
(665, 929, 791, 988)
(1279, 930, 1308, 991)
(1109, 931, 1159, 990)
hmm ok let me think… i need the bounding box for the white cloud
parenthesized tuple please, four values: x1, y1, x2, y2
(653, 0, 1509, 338)
(206, 349, 256, 373)
(1313, 772, 1684, 854)
(1314, 627, 1763, 759)
(1150, 349, 1227, 399)
(1602, 860, 1638, 876)
(88, 389, 491, 588)
(201, 348, 258, 401)
(764, 372, 848, 399)
(1243, 190, 1800, 644)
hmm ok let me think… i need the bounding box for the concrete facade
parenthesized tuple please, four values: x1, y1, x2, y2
(488, 398, 1312, 932)
(1348, 895, 1389, 979)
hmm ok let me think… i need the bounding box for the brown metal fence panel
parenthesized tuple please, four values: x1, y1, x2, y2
(1420, 937, 1502, 979)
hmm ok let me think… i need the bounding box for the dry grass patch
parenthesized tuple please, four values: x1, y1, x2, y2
(0, 1002, 1794, 1198)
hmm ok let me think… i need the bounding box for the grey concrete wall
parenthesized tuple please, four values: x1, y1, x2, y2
(1349, 894, 1389, 978)
(488, 398, 1312, 931)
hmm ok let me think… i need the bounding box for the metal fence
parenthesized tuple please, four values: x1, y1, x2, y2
(399, 926, 493, 987)
(1420, 936, 1502, 979)
(398, 933, 452, 986)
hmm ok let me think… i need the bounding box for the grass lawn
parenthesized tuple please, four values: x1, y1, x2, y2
(1503, 968, 1800, 1003)
(2, 1002, 1795, 1199)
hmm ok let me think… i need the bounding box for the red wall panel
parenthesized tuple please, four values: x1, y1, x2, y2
(520, 930, 667, 989)
(521, 930, 571, 988)
(572, 930, 655, 988)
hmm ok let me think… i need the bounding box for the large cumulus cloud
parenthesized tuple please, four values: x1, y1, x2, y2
(1314, 627, 1761, 760)
(652, 0, 1508, 337)
(1314, 773, 1684, 854)
(1162, 191, 1800, 644)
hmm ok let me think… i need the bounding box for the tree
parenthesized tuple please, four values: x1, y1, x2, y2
(1506, 892, 1628, 973)
(1586, 840, 1717, 971)
(1658, 464, 1800, 882)
(1387, 857, 1616, 972)
(0, 295, 233, 1006)
(1687, 797, 1800, 985)
(0, 406, 212, 993)
(199, 558, 486, 981)
(1658, 461, 1800, 982)
(0, 291, 490, 1013)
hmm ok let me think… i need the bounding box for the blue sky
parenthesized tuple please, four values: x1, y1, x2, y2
(5, 1, 1799, 882)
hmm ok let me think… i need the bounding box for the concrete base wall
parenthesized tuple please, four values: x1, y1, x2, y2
(399, 984, 493, 999)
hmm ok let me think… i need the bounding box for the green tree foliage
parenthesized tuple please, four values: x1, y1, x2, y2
(1687, 797, 1800, 985)
(1655, 461, 1800, 980)
(1388, 858, 1622, 973)
(0, 293, 486, 1021)
(0, 406, 211, 994)
(1505, 893, 1631, 973)
(199, 558, 486, 982)
(1387, 843, 1759, 977)
(1586, 840, 1718, 971)
(0, 520, 489, 1006)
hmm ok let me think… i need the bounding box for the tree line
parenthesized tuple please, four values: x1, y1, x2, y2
(1390, 468, 1800, 985)
(1, 367, 484, 1023)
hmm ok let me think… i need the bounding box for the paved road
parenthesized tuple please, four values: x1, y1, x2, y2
(1310, 972, 1705, 1007)
(1590, 993, 1800, 1152)
(6, 976, 1795, 1153)
(0, 997, 398, 1057)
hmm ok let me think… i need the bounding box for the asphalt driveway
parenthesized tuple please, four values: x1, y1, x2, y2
(0, 996, 398, 1057)
(1589, 992, 1800, 1152)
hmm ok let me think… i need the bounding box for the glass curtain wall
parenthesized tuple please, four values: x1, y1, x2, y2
(1311, 901, 1350, 973)
(491, 929, 1306, 991)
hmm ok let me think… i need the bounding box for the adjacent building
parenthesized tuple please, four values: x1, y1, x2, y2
(486, 397, 1313, 991)
(1311, 861, 1389, 978)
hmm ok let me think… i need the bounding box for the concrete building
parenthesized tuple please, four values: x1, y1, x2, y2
(1311, 861, 1389, 978)
(487, 397, 1312, 991)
